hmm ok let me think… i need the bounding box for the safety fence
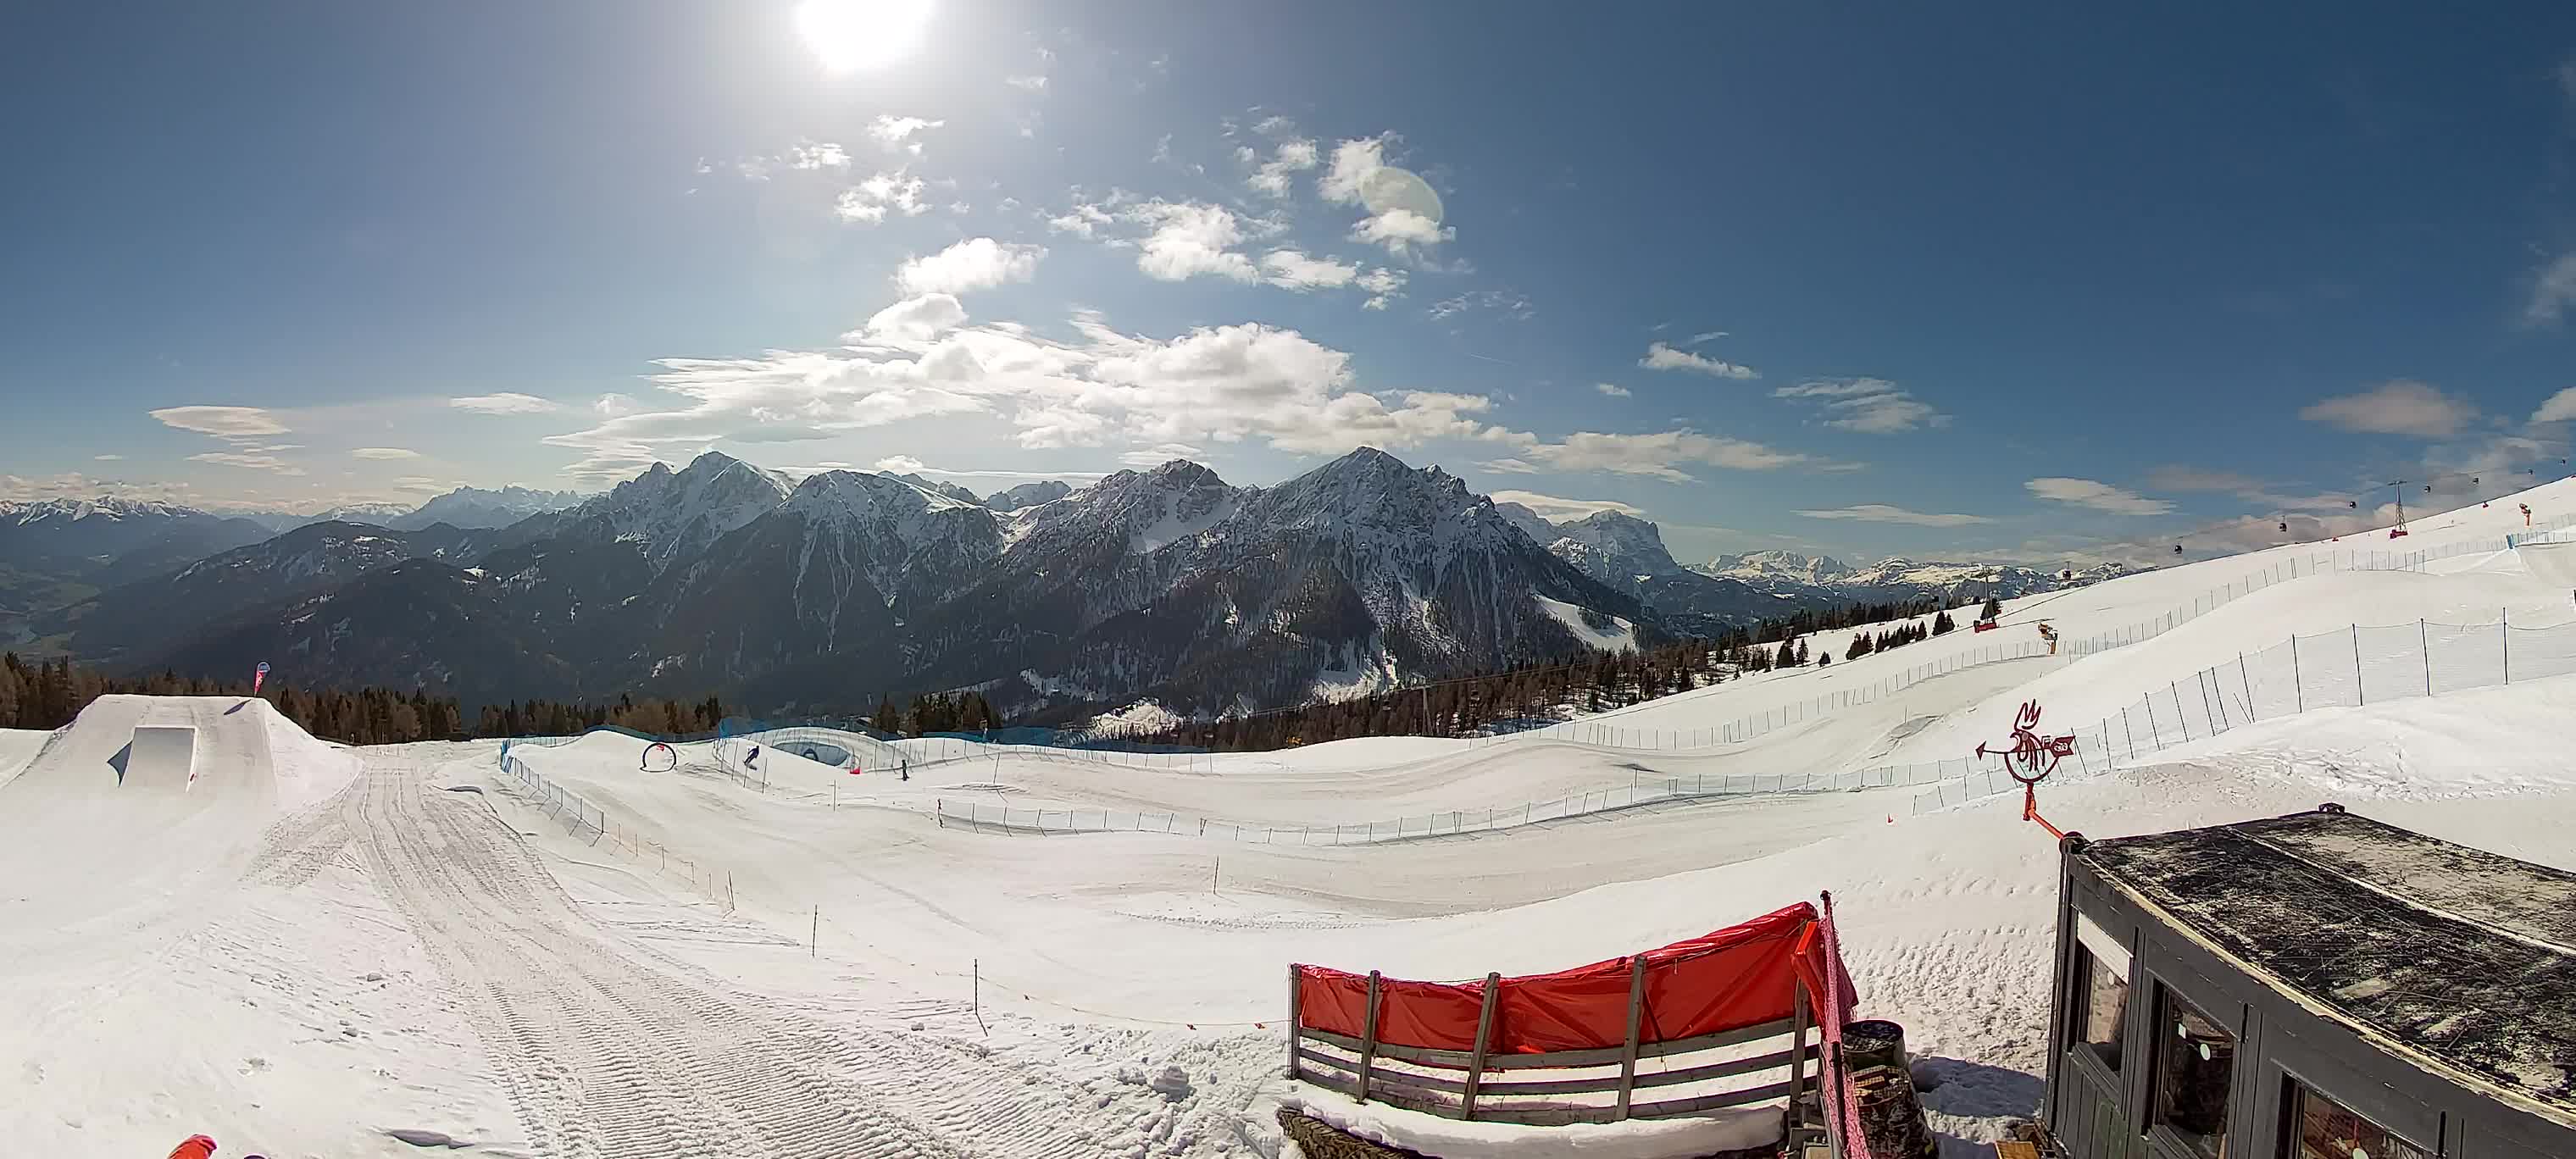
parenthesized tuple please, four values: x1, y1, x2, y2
(931, 760, 1973, 844)
(497, 752, 737, 910)
(1288, 899, 1866, 1153)
(1911, 612, 2576, 812)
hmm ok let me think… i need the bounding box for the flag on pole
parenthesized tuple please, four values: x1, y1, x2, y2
(253, 661, 270, 693)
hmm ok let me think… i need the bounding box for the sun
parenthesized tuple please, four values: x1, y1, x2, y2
(794, 0, 932, 73)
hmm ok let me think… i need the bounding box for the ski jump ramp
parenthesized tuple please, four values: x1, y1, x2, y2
(2516, 541, 2576, 591)
(123, 724, 198, 790)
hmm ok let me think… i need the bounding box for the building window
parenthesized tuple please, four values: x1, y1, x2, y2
(2072, 915, 2130, 1071)
(2287, 1080, 2432, 1159)
(2154, 989, 2236, 1157)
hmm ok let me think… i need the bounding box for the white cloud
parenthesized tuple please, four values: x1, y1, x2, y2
(2025, 477, 2174, 515)
(189, 451, 306, 476)
(1772, 377, 1948, 434)
(835, 171, 929, 223)
(1046, 202, 1114, 238)
(93, 454, 123, 461)
(855, 292, 969, 341)
(1319, 136, 1391, 205)
(1640, 341, 1757, 380)
(1427, 290, 1530, 322)
(1, 472, 211, 506)
(1517, 430, 1809, 482)
(541, 304, 1524, 480)
(1681, 330, 1727, 347)
(895, 238, 1045, 296)
(2534, 387, 2576, 424)
(786, 141, 850, 170)
(1480, 458, 1540, 474)
(150, 405, 288, 437)
(1259, 249, 1359, 290)
(1005, 75, 1047, 92)
(450, 393, 562, 414)
(1595, 382, 1630, 397)
(1125, 201, 1256, 282)
(1119, 442, 1205, 468)
(1796, 504, 1994, 527)
(350, 447, 421, 460)
(1485, 490, 1645, 520)
(1357, 268, 1407, 311)
(1245, 136, 1319, 197)
(2297, 380, 2476, 437)
(2522, 252, 2576, 328)
(865, 114, 944, 152)
(1350, 208, 1452, 257)
(595, 392, 645, 418)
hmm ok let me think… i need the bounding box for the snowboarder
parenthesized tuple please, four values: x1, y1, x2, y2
(2523, 502, 2534, 527)
(744, 743, 761, 769)
(2036, 623, 2059, 655)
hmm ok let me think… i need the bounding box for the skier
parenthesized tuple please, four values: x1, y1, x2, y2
(744, 743, 761, 770)
(2523, 502, 2534, 527)
(2036, 622, 2060, 656)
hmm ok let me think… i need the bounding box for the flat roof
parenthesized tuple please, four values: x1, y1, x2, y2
(2079, 808, 2576, 1120)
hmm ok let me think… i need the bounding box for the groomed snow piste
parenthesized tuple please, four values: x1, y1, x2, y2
(8, 482, 2576, 1156)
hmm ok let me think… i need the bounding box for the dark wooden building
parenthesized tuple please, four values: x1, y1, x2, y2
(2040, 807, 2576, 1158)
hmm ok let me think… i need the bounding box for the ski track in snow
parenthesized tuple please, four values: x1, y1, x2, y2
(351, 747, 1162, 1158)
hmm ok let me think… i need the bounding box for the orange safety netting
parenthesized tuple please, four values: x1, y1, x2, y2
(1296, 901, 1844, 1055)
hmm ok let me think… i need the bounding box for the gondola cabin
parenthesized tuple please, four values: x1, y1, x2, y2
(2040, 807, 2575, 1158)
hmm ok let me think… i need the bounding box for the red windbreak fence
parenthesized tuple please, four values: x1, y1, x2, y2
(1289, 896, 1871, 1148)
(1296, 903, 1820, 1054)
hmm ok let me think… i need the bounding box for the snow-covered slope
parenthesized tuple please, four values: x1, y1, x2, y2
(16, 478, 2576, 1156)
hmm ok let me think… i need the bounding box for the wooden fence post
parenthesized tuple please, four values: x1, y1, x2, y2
(1356, 971, 1382, 1104)
(1786, 978, 1812, 1130)
(1462, 972, 1500, 1120)
(1285, 965, 1303, 1079)
(1616, 953, 1648, 1119)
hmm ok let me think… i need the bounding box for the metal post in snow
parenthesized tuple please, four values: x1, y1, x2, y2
(2291, 635, 2305, 713)
(2354, 624, 2366, 706)
(2502, 608, 2511, 683)
(2240, 652, 2256, 718)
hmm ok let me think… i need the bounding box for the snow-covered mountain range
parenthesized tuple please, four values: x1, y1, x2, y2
(9, 454, 2135, 718)
(40, 450, 1654, 717)
(1696, 547, 2135, 604)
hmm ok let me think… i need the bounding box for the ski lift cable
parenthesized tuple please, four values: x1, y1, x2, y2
(2153, 454, 2571, 555)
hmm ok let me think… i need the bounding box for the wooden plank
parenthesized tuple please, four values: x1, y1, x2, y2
(1478, 1045, 1813, 1097)
(1355, 970, 1381, 1105)
(1462, 972, 1499, 1121)
(1285, 964, 1302, 1080)
(1297, 1016, 1799, 1071)
(1616, 953, 1647, 1118)
(1786, 979, 1811, 1117)
(1628, 1079, 1799, 1120)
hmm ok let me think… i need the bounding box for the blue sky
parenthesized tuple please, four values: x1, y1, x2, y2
(8, 3, 2576, 566)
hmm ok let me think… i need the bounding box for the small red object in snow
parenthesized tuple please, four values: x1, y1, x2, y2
(2389, 527, 2409, 539)
(169, 1137, 217, 1159)
(1972, 619, 1998, 633)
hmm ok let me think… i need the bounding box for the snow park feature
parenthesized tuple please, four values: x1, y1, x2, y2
(10, 480, 2576, 1156)
(2039, 807, 2576, 1158)
(125, 722, 199, 790)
